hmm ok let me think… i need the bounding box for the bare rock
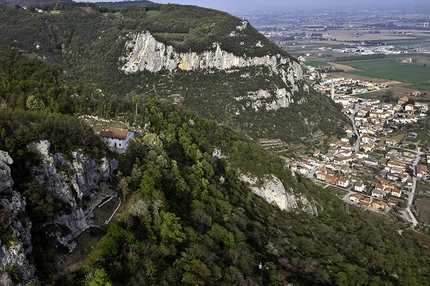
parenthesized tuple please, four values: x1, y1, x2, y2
(240, 173, 318, 216)
(119, 31, 307, 96)
(27, 141, 118, 251)
(0, 151, 37, 286)
(0, 151, 13, 193)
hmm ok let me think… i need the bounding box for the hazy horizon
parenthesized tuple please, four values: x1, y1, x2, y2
(152, 0, 430, 13)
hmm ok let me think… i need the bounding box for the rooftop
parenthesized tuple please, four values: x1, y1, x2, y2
(99, 127, 129, 140)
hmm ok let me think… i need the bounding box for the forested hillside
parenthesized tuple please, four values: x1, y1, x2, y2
(0, 1, 348, 151)
(0, 46, 430, 285)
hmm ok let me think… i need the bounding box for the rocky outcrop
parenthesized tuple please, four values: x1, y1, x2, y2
(0, 151, 14, 192)
(0, 151, 37, 286)
(119, 30, 307, 95)
(28, 141, 118, 206)
(28, 141, 118, 251)
(234, 88, 293, 111)
(240, 173, 318, 216)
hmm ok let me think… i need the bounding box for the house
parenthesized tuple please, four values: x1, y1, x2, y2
(387, 158, 406, 171)
(404, 104, 414, 112)
(371, 200, 388, 210)
(361, 143, 374, 153)
(315, 167, 327, 181)
(387, 172, 399, 181)
(393, 104, 403, 111)
(371, 189, 384, 199)
(399, 173, 410, 183)
(385, 138, 398, 147)
(367, 99, 380, 105)
(359, 197, 372, 207)
(361, 134, 375, 144)
(363, 157, 378, 166)
(398, 96, 409, 105)
(416, 164, 428, 178)
(100, 127, 134, 150)
(386, 187, 402, 197)
(316, 171, 327, 181)
(354, 182, 366, 192)
(290, 163, 298, 172)
(298, 166, 310, 176)
(341, 137, 350, 144)
(372, 182, 384, 192)
(337, 177, 350, 188)
(350, 193, 364, 203)
(325, 175, 339, 185)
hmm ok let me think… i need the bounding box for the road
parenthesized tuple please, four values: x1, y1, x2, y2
(404, 148, 422, 227)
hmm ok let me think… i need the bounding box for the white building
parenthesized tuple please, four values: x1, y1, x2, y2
(100, 127, 134, 150)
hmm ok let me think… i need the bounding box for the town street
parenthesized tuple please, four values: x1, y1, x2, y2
(405, 148, 422, 227)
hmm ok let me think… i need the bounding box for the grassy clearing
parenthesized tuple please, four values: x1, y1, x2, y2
(329, 62, 359, 72)
(354, 93, 384, 100)
(304, 58, 331, 67)
(327, 186, 348, 197)
(406, 129, 428, 143)
(391, 133, 406, 141)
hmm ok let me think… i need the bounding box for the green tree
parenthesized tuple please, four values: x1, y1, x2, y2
(383, 90, 393, 103)
(159, 210, 186, 244)
(26, 95, 45, 110)
(87, 268, 113, 286)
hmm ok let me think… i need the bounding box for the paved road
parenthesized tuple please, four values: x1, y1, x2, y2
(404, 148, 422, 227)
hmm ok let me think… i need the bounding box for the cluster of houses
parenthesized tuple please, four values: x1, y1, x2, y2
(313, 78, 388, 97)
(332, 45, 401, 55)
(288, 86, 430, 213)
(349, 193, 389, 210)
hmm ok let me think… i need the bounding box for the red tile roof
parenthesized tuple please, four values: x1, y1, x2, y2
(100, 127, 129, 140)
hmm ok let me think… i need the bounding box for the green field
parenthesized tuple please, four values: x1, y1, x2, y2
(354, 93, 382, 99)
(406, 129, 428, 143)
(405, 83, 430, 91)
(327, 186, 348, 197)
(342, 57, 430, 84)
(303, 58, 331, 67)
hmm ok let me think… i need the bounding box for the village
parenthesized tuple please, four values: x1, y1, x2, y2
(288, 77, 430, 226)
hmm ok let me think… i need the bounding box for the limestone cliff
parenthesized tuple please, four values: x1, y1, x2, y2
(119, 29, 308, 97)
(28, 141, 118, 251)
(240, 173, 318, 216)
(0, 151, 37, 286)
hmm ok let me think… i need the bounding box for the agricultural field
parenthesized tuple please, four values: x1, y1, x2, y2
(341, 56, 430, 87)
(416, 181, 430, 224)
(416, 196, 430, 223)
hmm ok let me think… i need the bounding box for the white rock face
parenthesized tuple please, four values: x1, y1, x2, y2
(28, 141, 118, 206)
(0, 151, 37, 285)
(0, 151, 14, 192)
(27, 141, 118, 251)
(240, 174, 318, 216)
(235, 88, 293, 111)
(119, 31, 306, 94)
